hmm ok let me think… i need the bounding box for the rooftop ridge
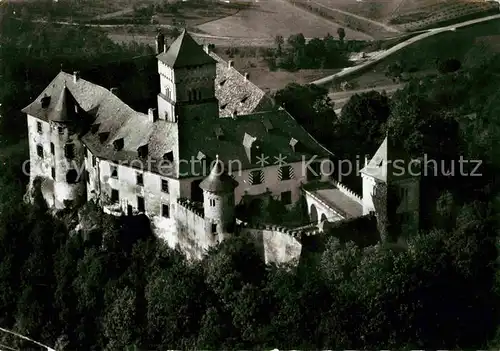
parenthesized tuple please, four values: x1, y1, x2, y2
(59, 71, 148, 118)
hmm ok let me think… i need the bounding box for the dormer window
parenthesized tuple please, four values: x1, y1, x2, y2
(243, 132, 259, 163)
(197, 151, 206, 160)
(214, 125, 224, 140)
(99, 132, 109, 143)
(91, 124, 100, 133)
(263, 118, 273, 132)
(163, 151, 174, 162)
(113, 138, 124, 151)
(41, 95, 51, 108)
(138, 144, 148, 158)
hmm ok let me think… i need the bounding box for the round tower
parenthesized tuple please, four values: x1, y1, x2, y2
(199, 155, 239, 241)
(50, 82, 87, 209)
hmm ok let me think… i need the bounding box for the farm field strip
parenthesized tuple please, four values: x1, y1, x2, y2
(196, 0, 373, 40)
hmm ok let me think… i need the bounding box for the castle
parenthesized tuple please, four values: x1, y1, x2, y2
(22, 30, 421, 263)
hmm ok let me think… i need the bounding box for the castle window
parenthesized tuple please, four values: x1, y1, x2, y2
(211, 223, 217, 233)
(111, 189, 119, 203)
(137, 196, 145, 213)
(210, 199, 215, 207)
(92, 155, 96, 167)
(163, 151, 174, 162)
(219, 79, 226, 87)
(249, 169, 264, 185)
(41, 95, 51, 108)
(166, 87, 171, 99)
(64, 143, 75, 159)
(50, 142, 55, 155)
(278, 165, 291, 181)
(66, 169, 78, 184)
(136, 172, 144, 186)
(36, 122, 42, 134)
(58, 126, 64, 135)
(51, 167, 56, 179)
(162, 204, 169, 218)
(281, 191, 292, 205)
(161, 179, 169, 193)
(36, 144, 44, 158)
(137, 144, 148, 158)
(113, 138, 124, 151)
(85, 170, 90, 183)
(220, 103, 228, 110)
(110, 165, 118, 179)
(240, 95, 248, 104)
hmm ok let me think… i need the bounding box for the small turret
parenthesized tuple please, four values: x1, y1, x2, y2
(200, 155, 238, 241)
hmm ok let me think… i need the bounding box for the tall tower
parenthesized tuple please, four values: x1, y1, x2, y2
(24, 80, 89, 209)
(199, 156, 239, 242)
(360, 136, 420, 237)
(156, 30, 219, 123)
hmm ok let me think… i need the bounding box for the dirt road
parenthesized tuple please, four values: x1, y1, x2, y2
(311, 13, 500, 85)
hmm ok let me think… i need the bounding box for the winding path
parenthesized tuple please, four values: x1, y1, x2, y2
(0, 327, 55, 351)
(311, 13, 500, 86)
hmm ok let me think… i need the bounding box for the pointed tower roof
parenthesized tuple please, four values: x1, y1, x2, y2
(157, 29, 216, 68)
(199, 155, 239, 193)
(48, 83, 78, 122)
(360, 136, 418, 182)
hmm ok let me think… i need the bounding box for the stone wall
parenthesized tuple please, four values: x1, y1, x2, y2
(239, 221, 320, 264)
(174, 198, 214, 260)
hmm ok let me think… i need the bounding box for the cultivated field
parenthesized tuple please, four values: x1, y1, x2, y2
(196, 0, 373, 40)
(305, 0, 498, 32)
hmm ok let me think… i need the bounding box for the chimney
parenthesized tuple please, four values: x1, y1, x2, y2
(203, 44, 211, 54)
(148, 108, 158, 122)
(73, 71, 80, 83)
(244, 72, 249, 80)
(228, 60, 234, 68)
(110, 87, 118, 96)
(156, 32, 165, 54)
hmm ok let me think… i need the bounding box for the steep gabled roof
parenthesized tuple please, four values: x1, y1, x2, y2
(157, 30, 216, 68)
(48, 84, 80, 122)
(360, 136, 418, 182)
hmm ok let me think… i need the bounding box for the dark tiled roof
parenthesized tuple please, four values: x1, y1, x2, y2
(23, 77, 86, 124)
(209, 51, 273, 117)
(157, 30, 216, 68)
(23, 68, 330, 180)
(22, 71, 179, 176)
(199, 156, 239, 193)
(178, 108, 331, 177)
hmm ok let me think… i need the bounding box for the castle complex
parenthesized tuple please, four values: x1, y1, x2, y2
(23, 30, 421, 263)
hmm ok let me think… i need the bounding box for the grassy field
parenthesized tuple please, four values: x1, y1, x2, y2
(196, 0, 373, 40)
